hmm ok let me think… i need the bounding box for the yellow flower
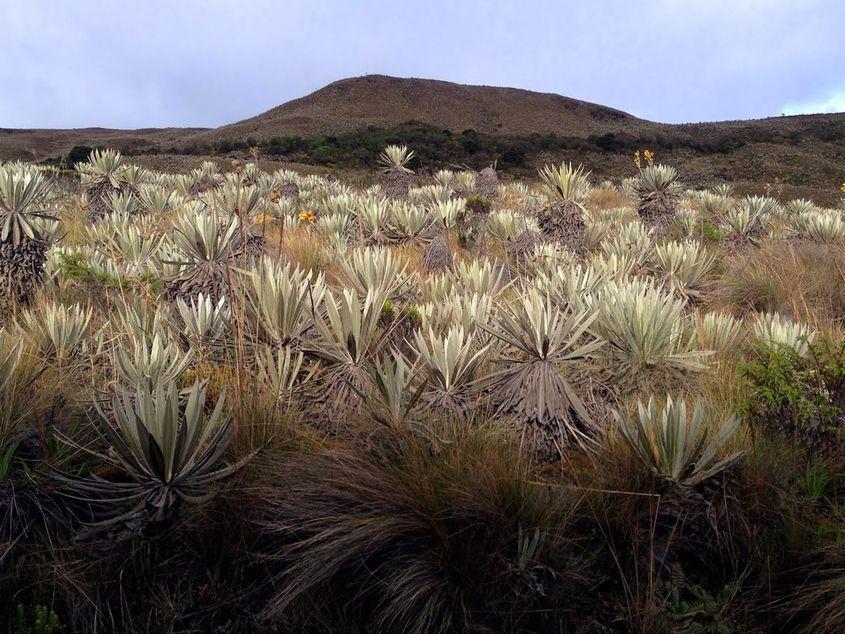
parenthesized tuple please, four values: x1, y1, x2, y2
(255, 213, 274, 224)
(298, 210, 316, 223)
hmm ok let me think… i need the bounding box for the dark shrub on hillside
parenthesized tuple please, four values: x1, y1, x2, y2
(591, 133, 624, 151)
(67, 145, 94, 166)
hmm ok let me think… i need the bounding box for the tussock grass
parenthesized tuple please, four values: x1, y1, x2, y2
(712, 239, 845, 327)
(253, 421, 590, 632)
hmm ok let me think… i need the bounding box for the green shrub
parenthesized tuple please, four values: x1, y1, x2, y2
(465, 195, 491, 214)
(701, 221, 722, 243)
(55, 251, 90, 281)
(740, 336, 845, 442)
(55, 252, 131, 290)
(66, 145, 94, 167)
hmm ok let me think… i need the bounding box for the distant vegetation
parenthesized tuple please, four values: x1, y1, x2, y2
(120, 120, 845, 173)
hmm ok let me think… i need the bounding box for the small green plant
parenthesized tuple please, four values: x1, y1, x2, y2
(465, 194, 491, 215)
(657, 567, 744, 634)
(403, 304, 422, 325)
(56, 251, 130, 289)
(800, 459, 832, 503)
(701, 221, 722, 243)
(380, 297, 395, 321)
(516, 525, 544, 572)
(0, 441, 18, 480)
(138, 271, 164, 294)
(55, 251, 90, 280)
(15, 603, 60, 634)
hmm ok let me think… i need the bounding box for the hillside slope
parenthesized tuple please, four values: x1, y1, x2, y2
(1, 75, 843, 204)
(183, 75, 845, 148)
(185, 74, 645, 143)
(0, 127, 208, 162)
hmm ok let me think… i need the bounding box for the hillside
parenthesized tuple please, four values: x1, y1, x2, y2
(0, 126, 207, 163)
(189, 74, 645, 142)
(2, 75, 843, 203)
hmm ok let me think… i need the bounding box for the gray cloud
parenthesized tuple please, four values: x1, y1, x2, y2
(2, 0, 843, 128)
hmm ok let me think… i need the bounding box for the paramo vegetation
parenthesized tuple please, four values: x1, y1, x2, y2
(2, 145, 845, 631)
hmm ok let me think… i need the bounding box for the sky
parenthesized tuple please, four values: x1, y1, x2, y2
(2, 0, 844, 129)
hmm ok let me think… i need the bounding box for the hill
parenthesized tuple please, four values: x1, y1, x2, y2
(2, 75, 843, 204)
(0, 126, 208, 163)
(189, 74, 645, 142)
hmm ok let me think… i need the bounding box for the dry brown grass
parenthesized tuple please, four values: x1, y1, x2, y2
(54, 191, 90, 245)
(710, 239, 845, 328)
(252, 418, 591, 632)
(274, 225, 338, 278)
(587, 184, 632, 210)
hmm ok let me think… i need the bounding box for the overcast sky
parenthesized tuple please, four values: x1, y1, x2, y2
(2, 0, 843, 129)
